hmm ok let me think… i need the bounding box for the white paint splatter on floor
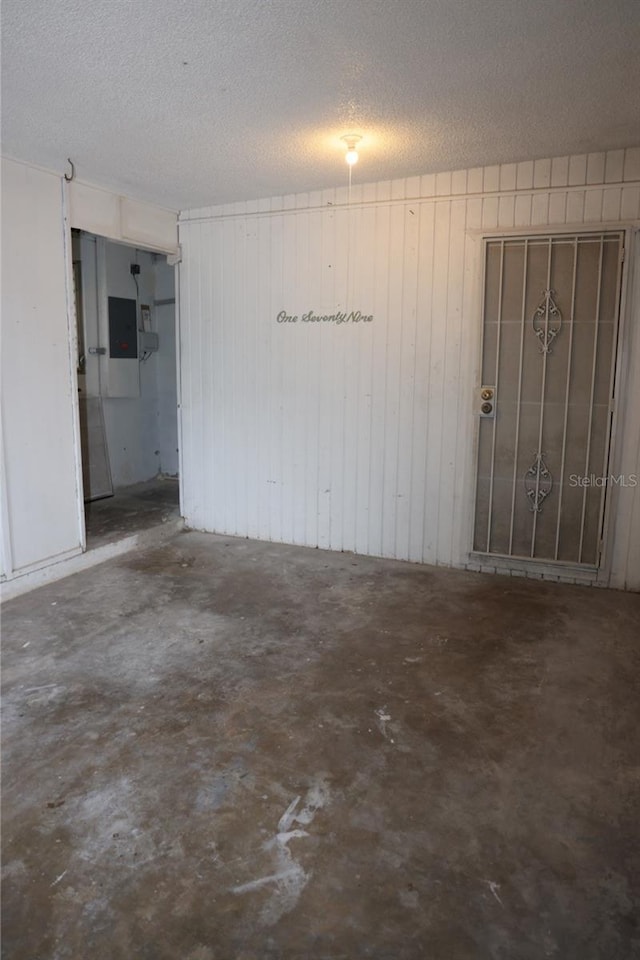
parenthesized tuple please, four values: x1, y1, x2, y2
(375, 707, 394, 742)
(231, 777, 330, 925)
(484, 879, 504, 907)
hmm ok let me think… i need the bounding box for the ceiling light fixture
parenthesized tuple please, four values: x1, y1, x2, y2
(341, 134, 362, 166)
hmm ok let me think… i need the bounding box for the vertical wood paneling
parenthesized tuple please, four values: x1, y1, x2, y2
(329, 206, 349, 551)
(270, 213, 285, 542)
(281, 208, 297, 545)
(514, 194, 532, 226)
(420, 173, 436, 197)
(624, 148, 640, 182)
(438, 198, 467, 565)
(516, 161, 534, 190)
(244, 218, 259, 540)
(423, 200, 451, 564)
(531, 193, 550, 225)
(256, 215, 272, 541)
(292, 212, 308, 545)
(317, 208, 334, 549)
(566, 190, 586, 223)
(533, 158, 551, 189)
(467, 167, 483, 194)
(602, 188, 621, 222)
(499, 164, 517, 192)
(498, 195, 515, 228)
(482, 196, 499, 229)
(605, 150, 625, 183)
(382, 203, 407, 557)
(451, 169, 468, 195)
(551, 156, 569, 187)
(408, 202, 435, 563)
(548, 191, 567, 223)
(483, 166, 500, 193)
(354, 191, 378, 555)
(569, 154, 588, 185)
(395, 204, 420, 559)
(304, 210, 322, 548)
(367, 203, 390, 556)
(202, 221, 216, 531)
(454, 198, 483, 565)
(178, 146, 640, 589)
(586, 153, 606, 185)
(584, 189, 604, 222)
(621, 186, 640, 220)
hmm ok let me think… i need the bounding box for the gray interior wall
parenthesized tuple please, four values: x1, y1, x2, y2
(102, 242, 161, 486)
(77, 237, 178, 488)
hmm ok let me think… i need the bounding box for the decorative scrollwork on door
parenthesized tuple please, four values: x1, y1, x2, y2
(524, 453, 553, 513)
(532, 289, 562, 354)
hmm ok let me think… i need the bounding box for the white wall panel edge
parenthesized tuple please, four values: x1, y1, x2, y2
(61, 180, 87, 551)
(454, 231, 486, 570)
(174, 262, 185, 519)
(608, 229, 640, 590)
(0, 409, 15, 577)
(1, 158, 84, 576)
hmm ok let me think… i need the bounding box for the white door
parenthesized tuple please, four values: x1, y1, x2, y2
(74, 233, 113, 501)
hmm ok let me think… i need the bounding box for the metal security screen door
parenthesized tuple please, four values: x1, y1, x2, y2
(473, 232, 624, 568)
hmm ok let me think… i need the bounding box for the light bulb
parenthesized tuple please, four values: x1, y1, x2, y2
(341, 134, 362, 167)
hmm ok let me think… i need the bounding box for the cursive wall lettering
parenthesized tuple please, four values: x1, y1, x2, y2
(276, 309, 373, 324)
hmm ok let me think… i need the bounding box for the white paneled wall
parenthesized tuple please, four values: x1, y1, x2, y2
(100, 242, 163, 486)
(1, 158, 83, 576)
(179, 148, 640, 589)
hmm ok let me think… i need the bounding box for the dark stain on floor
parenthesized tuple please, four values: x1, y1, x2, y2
(2, 531, 639, 959)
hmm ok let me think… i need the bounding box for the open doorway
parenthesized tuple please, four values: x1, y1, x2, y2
(71, 230, 180, 549)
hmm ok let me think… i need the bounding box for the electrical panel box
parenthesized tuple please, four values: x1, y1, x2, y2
(108, 297, 138, 359)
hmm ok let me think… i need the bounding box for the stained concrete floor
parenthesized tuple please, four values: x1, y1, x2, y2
(84, 477, 180, 550)
(2, 532, 639, 960)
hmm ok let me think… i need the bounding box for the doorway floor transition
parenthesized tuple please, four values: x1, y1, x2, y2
(85, 476, 180, 549)
(2, 531, 639, 960)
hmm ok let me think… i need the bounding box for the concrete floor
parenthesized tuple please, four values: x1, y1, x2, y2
(84, 478, 180, 550)
(2, 532, 639, 960)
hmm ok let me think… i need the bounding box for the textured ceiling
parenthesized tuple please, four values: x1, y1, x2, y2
(2, 0, 639, 211)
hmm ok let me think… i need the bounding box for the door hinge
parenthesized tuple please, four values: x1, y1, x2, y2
(620, 246, 625, 263)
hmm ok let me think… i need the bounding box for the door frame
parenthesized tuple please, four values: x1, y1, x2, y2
(466, 223, 636, 585)
(63, 182, 182, 551)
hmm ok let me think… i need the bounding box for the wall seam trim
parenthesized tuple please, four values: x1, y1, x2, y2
(179, 181, 640, 225)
